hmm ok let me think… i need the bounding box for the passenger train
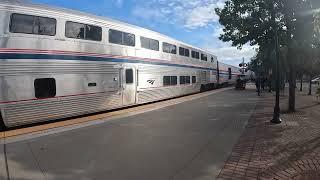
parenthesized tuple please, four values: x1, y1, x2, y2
(0, 1, 241, 128)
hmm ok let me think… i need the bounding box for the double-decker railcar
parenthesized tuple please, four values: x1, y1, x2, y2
(0, 1, 240, 127)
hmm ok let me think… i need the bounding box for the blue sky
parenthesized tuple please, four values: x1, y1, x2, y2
(31, 0, 256, 66)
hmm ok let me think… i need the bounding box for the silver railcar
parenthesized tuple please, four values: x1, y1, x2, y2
(0, 1, 241, 127)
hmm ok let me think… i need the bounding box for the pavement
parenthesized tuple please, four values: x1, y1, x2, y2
(217, 84, 320, 180)
(0, 87, 258, 180)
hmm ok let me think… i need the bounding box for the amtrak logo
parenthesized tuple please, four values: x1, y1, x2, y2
(147, 79, 156, 85)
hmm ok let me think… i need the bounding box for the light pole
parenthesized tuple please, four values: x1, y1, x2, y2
(257, 61, 261, 96)
(271, 1, 281, 124)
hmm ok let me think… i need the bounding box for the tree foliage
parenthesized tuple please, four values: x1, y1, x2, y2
(216, 0, 319, 111)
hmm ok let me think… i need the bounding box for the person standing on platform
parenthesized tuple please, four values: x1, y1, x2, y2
(256, 78, 261, 96)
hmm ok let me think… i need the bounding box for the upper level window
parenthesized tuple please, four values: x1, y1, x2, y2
(140, 36, 159, 51)
(10, 13, 56, 36)
(191, 51, 200, 59)
(179, 47, 190, 57)
(201, 53, 208, 61)
(211, 57, 214, 62)
(109, 29, 135, 46)
(163, 42, 177, 54)
(66, 21, 102, 41)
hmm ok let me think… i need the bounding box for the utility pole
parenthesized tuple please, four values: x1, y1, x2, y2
(271, 0, 282, 124)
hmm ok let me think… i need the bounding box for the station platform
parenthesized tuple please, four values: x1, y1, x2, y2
(0, 87, 258, 180)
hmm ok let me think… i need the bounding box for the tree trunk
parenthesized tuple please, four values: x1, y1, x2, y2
(308, 75, 312, 95)
(288, 68, 296, 112)
(300, 76, 303, 91)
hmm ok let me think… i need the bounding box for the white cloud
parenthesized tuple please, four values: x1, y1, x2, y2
(206, 43, 257, 66)
(215, 46, 256, 61)
(184, 4, 219, 29)
(132, 6, 165, 20)
(203, 25, 258, 66)
(130, 0, 258, 66)
(212, 27, 224, 38)
(131, 0, 226, 29)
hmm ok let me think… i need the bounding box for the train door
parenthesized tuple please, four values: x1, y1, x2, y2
(122, 66, 136, 106)
(201, 70, 207, 83)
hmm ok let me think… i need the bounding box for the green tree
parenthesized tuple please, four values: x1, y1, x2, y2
(216, 0, 315, 112)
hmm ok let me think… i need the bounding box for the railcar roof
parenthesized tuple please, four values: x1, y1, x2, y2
(0, 0, 219, 57)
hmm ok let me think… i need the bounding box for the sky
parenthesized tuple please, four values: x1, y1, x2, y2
(31, 0, 256, 66)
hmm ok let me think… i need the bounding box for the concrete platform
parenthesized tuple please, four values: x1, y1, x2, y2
(1, 88, 258, 180)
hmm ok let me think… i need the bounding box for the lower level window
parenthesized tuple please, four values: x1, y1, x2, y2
(34, 78, 56, 99)
(186, 76, 191, 84)
(180, 76, 191, 85)
(192, 76, 197, 83)
(171, 76, 177, 85)
(163, 76, 177, 86)
(180, 76, 186, 84)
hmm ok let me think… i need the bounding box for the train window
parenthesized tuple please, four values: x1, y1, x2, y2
(125, 69, 134, 84)
(201, 54, 208, 61)
(34, 78, 56, 99)
(66, 22, 85, 39)
(141, 36, 159, 51)
(179, 47, 184, 56)
(163, 42, 176, 54)
(109, 29, 135, 47)
(10, 13, 56, 36)
(192, 76, 197, 84)
(88, 83, 97, 87)
(109, 29, 122, 44)
(228, 68, 232, 79)
(179, 47, 190, 57)
(180, 76, 186, 85)
(163, 76, 177, 86)
(180, 76, 191, 85)
(191, 51, 196, 58)
(186, 76, 191, 84)
(123, 32, 135, 46)
(36, 17, 56, 36)
(163, 76, 171, 86)
(185, 49, 190, 57)
(171, 76, 177, 85)
(191, 51, 200, 59)
(86, 25, 102, 41)
(65, 21, 102, 41)
(150, 39, 159, 51)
